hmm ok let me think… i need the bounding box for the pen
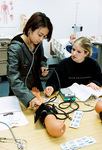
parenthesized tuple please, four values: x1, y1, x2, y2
(3, 112, 14, 116)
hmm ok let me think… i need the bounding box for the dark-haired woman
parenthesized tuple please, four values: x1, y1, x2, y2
(7, 12, 53, 108)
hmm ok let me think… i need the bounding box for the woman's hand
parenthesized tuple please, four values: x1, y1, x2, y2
(86, 82, 101, 91)
(41, 67, 49, 77)
(29, 97, 41, 108)
(44, 86, 54, 97)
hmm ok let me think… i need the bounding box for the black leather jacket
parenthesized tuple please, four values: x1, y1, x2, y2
(7, 40, 47, 107)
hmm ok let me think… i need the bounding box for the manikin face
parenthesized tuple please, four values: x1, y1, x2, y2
(71, 41, 89, 63)
(29, 27, 49, 45)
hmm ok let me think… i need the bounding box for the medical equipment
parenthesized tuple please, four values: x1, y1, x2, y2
(59, 87, 75, 101)
(0, 121, 27, 150)
(51, 37, 71, 60)
(24, 32, 42, 87)
(72, 2, 83, 38)
(72, 24, 83, 37)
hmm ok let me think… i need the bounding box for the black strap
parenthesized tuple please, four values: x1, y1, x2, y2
(34, 103, 57, 126)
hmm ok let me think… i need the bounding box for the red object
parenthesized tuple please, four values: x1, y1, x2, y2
(9, 1, 13, 5)
(70, 34, 76, 40)
(95, 101, 102, 120)
(95, 101, 102, 114)
(45, 114, 66, 137)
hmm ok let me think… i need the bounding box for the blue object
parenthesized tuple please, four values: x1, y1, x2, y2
(66, 45, 72, 53)
(66, 45, 98, 60)
(90, 45, 98, 60)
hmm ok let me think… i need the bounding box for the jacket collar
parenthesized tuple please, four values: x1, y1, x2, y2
(10, 40, 33, 63)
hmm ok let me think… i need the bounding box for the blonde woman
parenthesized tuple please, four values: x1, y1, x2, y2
(44, 37, 102, 97)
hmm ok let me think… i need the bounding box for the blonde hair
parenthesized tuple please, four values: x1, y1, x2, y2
(72, 37, 92, 57)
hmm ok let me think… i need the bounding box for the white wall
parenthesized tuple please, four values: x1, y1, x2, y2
(0, 0, 101, 64)
(98, 0, 102, 36)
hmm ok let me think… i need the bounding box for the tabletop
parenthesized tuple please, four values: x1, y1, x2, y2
(0, 92, 102, 150)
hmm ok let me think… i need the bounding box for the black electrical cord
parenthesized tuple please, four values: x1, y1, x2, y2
(57, 100, 79, 120)
(45, 91, 60, 103)
(45, 67, 95, 116)
(44, 68, 79, 120)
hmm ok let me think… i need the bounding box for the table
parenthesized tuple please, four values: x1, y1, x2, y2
(92, 41, 102, 71)
(0, 92, 102, 150)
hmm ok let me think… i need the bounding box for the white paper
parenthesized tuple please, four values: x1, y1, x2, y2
(0, 96, 22, 114)
(68, 83, 102, 101)
(0, 112, 29, 131)
(0, 96, 29, 131)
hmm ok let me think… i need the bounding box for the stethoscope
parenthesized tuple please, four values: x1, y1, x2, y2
(24, 31, 42, 87)
(0, 121, 27, 150)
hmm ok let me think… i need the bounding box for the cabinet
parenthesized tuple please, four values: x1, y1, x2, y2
(0, 38, 11, 76)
